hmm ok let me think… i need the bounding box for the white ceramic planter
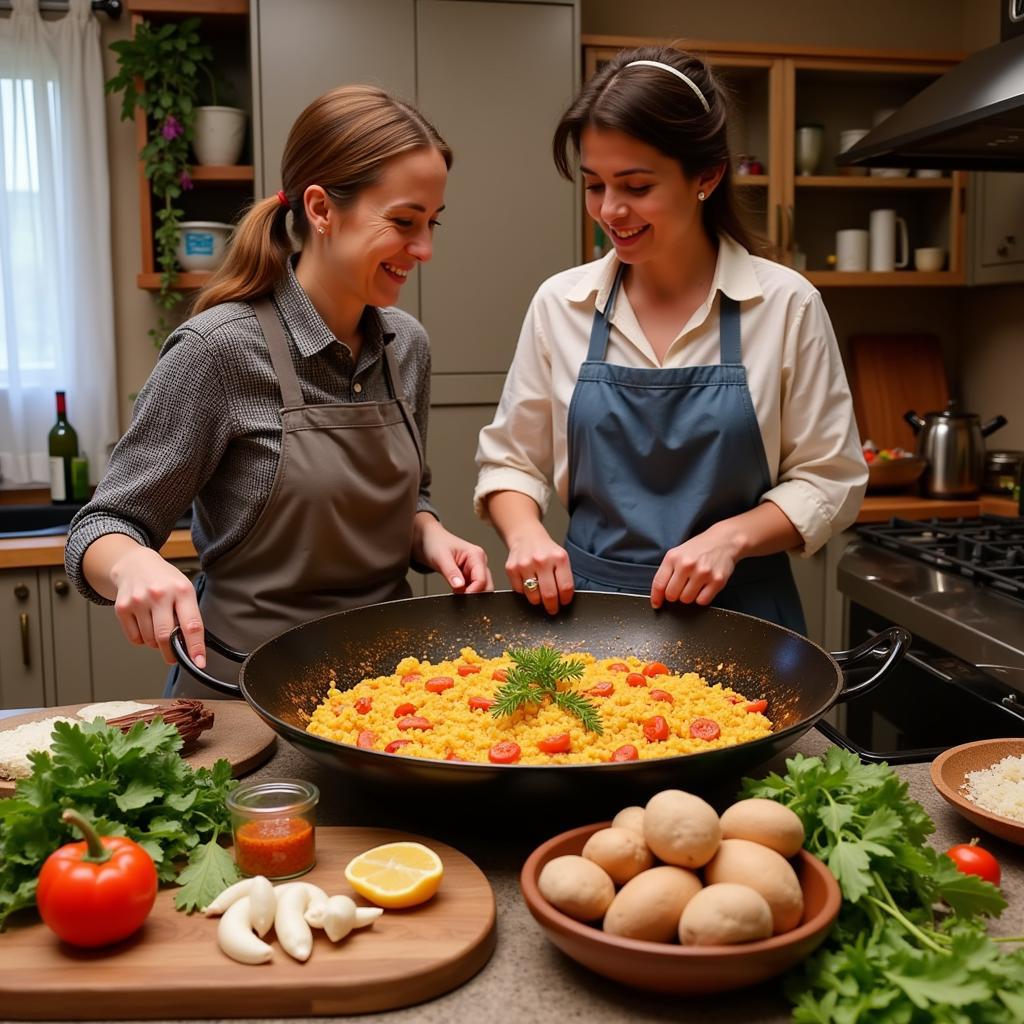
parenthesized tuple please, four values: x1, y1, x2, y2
(192, 106, 247, 166)
(177, 221, 233, 271)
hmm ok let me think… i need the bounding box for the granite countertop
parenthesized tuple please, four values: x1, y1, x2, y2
(115, 727, 1018, 1024)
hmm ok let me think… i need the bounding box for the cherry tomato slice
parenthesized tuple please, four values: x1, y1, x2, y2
(643, 661, 669, 677)
(394, 702, 417, 718)
(537, 733, 572, 754)
(491, 668, 508, 682)
(468, 695, 495, 711)
(457, 664, 482, 676)
(488, 740, 522, 764)
(643, 716, 670, 742)
(746, 699, 769, 714)
(946, 841, 1001, 885)
(627, 673, 648, 688)
(425, 676, 455, 693)
(588, 681, 614, 698)
(397, 715, 433, 731)
(384, 739, 412, 753)
(356, 729, 377, 749)
(689, 717, 721, 740)
(728, 695, 744, 705)
(354, 696, 373, 715)
(444, 750, 464, 762)
(650, 689, 674, 704)
(609, 744, 639, 762)
(607, 662, 629, 672)
(401, 673, 422, 684)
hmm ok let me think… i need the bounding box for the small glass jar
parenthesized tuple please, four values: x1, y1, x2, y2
(226, 778, 319, 880)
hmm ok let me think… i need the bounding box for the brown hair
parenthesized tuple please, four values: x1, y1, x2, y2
(193, 85, 452, 313)
(553, 45, 765, 256)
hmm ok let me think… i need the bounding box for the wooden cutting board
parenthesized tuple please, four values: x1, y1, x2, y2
(847, 334, 950, 450)
(0, 699, 276, 796)
(0, 827, 496, 1019)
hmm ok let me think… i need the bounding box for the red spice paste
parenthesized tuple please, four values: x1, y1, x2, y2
(235, 816, 315, 878)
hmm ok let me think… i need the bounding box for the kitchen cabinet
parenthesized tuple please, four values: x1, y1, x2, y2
(0, 569, 47, 709)
(968, 171, 1024, 284)
(584, 37, 968, 287)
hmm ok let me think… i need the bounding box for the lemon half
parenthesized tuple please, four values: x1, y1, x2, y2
(344, 841, 444, 909)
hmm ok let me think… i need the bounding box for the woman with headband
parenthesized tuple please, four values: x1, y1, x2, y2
(67, 85, 492, 695)
(475, 46, 865, 628)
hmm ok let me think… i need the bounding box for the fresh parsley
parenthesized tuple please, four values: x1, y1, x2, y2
(0, 717, 239, 926)
(741, 746, 1024, 1023)
(490, 646, 603, 733)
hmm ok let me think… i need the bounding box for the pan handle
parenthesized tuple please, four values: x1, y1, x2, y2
(170, 626, 248, 697)
(831, 626, 911, 702)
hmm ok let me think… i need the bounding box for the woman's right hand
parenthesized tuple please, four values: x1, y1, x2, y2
(505, 521, 574, 615)
(108, 547, 206, 668)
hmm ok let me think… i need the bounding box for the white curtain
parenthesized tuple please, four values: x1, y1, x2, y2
(0, 0, 117, 486)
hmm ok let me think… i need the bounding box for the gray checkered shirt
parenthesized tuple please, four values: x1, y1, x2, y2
(65, 259, 436, 604)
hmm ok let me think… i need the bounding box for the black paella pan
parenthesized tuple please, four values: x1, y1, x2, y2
(171, 591, 908, 799)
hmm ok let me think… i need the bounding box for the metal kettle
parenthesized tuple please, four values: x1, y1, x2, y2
(904, 401, 1008, 499)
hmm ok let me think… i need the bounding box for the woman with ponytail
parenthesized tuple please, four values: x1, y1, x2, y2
(66, 85, 492, 695)
(475, 46, 865, 628)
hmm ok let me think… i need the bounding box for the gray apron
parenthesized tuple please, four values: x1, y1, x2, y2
(169, 298, 423, 697)
(564, 263, 806, 633)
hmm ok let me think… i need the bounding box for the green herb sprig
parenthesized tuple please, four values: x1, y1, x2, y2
(490, 646, 602, 733)
(741, 747, 1024, 1022)
(0, 718, 239, 927)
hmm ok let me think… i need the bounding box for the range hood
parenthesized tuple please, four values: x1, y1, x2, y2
(837, 6, 1024, 171)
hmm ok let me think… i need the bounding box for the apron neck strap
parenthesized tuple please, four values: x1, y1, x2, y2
(252, 298, 304, 407)
(586, 262, 627, 362)
(718, 295, 742, 364)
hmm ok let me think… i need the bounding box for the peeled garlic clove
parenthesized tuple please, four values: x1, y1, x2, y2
(217, 896, 273, 965)
(248, 875, 277, 938)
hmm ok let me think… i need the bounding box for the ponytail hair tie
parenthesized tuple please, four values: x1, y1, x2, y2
(276, 190, 290, 209)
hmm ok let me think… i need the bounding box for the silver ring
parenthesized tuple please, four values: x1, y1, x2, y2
(523, 576, 539, 592)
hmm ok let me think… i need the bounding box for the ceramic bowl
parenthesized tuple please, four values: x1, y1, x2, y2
(520, 822, 841, 995)
(177, 221, 233, 272)
(931, 738, 1024, 845)
(867, 455, 927, 492)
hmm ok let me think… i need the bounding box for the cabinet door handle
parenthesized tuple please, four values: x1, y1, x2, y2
(20, 612, 30, 667)
(14, 583, 29, 601)
(54, 580, 69, 596)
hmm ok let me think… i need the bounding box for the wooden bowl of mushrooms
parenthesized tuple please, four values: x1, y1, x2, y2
(519, 791, 841, 994)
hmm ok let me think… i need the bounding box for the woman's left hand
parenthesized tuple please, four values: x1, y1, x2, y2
(415, 515, 494, 593)
(650, 524, 743, 609)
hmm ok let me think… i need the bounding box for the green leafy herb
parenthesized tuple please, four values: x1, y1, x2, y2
(490, 646, 602, 733)
(0, 718, 239, 928)
(741, 747, 1024, 1023)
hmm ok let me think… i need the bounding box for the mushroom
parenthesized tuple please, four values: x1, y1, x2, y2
(216, 896, 273, 965)
(321, 894, 383, 942)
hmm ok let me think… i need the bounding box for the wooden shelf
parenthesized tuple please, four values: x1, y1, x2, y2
(189, 164, 254, 183)
(137, 271, 211, 291)
(795, 175, 952, 189)
(734, 174, 769, 187)
(805, 270, 964, 287)
(128, 1, 248, 15)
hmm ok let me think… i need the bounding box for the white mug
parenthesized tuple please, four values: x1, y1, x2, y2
(836, 229, 869, 272)
(869, 209, 909, 272)
(914, 246, 946, 272)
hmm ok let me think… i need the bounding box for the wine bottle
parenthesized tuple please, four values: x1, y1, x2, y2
(48, 391, 79, 505)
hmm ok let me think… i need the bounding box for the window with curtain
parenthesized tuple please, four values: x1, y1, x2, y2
(0, 0, 117, 487)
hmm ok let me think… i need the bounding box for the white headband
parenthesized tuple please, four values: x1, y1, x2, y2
(623, 60, 710, 113)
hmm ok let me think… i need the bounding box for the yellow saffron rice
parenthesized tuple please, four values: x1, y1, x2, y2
(306, 648, 773, 765)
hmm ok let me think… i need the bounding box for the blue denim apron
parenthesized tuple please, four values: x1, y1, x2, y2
(564, 263, 806, 632)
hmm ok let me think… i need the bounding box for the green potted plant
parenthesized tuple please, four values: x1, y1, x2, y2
(106, 17, 218, 345)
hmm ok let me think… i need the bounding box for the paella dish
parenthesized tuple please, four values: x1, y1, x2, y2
(306, 646, 773, 765)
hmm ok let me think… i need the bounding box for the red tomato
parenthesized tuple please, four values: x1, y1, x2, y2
(445, 750, 464, 761)
(488, 740, 522, 764)
(457, 664, 482, 676)
(384, 739, 412, 754)
(397, 715, 433, 731)
(394, 702, 417, 718)
(627, 673, 648, 688)
(588, 681, 615, 698)
(468, 695, 495, 711)
(609, 744, 639, 762)
(607, 662, 629, 672)
(746, 699, 769, 714)
(356, 729, 377, 749)
(643, 716, 670, 742)
(690, 718, 721, 740)
(537, 733, 572, 754)
(946, 841, 1001, 886)
(491, 668, 508, 681)
(354, 696, 373, 715)
(401, 673, 422, 683)
(863, 450, 876, 463)
(425, 676, 455, 693)
(650, 689, 674, 704)
(643, 661, 669, 677)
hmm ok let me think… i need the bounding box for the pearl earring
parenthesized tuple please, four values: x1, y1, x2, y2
(317, 226, 325, 235)
(698, 191, 706, 201)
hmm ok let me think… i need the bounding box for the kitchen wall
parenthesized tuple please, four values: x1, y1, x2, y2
(100, 1, 1016, 442)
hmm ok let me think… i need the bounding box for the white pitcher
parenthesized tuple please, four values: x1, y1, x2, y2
(869, 209, 909, 272)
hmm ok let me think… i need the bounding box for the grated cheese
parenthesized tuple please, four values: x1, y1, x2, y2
(77, 700, 155, 721)
(961, 754, 1024, 823)
(0, 718, 77, 780)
